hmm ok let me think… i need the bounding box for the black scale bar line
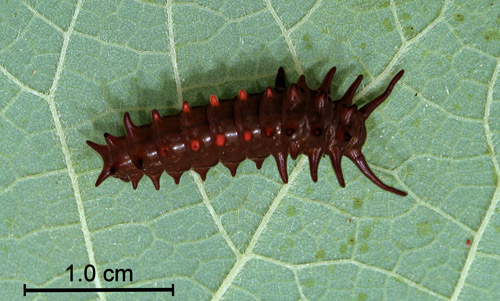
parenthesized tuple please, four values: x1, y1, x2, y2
(23, 284, 174, 296)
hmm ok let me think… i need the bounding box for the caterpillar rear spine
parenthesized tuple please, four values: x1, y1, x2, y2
(87, 66, 407, 196)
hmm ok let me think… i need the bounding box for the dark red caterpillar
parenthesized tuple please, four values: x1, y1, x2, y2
(87, 66, 407, 196)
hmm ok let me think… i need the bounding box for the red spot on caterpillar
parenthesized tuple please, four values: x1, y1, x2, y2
(210, 94, 219, 107)
(264, 126, 273, 137)
(215, 134, 225, 146)
(87, 66, 406, 196)
(160, 146, 169, 157)
(238, 89, 247, 100)
(182, 101, 190, 113)
(152, 109, 161, 122)
(243, 130, 252, 142)
(265, 87, 273, 98)
(190, 139, 200, 151)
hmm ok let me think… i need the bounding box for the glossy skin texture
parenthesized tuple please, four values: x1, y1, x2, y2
(87, 67, 407, 196)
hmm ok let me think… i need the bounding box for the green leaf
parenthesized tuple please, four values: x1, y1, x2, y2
(1, 0, 499, 300)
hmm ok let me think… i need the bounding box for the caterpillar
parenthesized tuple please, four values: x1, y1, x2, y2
(87, 66, 407, 196)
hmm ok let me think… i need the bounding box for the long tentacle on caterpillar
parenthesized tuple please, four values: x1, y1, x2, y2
(86, 66, 407, 196)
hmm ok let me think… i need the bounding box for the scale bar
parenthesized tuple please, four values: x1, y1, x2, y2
(23, 284, 174, 296)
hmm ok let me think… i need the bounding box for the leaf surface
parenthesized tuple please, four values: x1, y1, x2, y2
(1, 0, 500, 300)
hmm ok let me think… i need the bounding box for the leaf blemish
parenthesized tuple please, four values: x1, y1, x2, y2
(361, 226, 371, 239)
(315, 249, 326, 259)
(353, 198, 363, 209)
(286, 205, 297, 216)
(359, 242, 369, 253)
(454, 13, 465, 22)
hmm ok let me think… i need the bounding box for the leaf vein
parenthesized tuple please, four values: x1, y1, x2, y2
(263, 0, 303, 74)
(165, 0, 183, 108)
(450, 46, 500, 301)
(42, 1, 106, 300)
(21, 0, 64, 34)
(191, 171, 241, 257)
(211, 157, 308, 300)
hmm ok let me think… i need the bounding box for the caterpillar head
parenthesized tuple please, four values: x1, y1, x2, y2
(325, 70, 407, 196)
